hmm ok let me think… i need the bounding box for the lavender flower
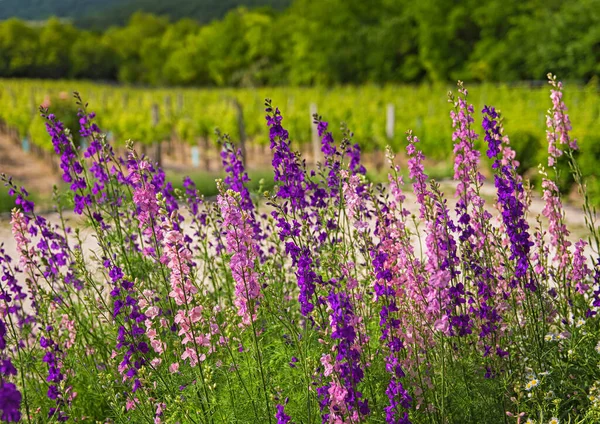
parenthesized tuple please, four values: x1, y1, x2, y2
(483, 106, 533, 284)
(42, 111, 91, 214)
(318, 289, 369, 423)
(40, 334, 68, 421)
(275, 403, 292, 424)
(0, 381, 21, 422)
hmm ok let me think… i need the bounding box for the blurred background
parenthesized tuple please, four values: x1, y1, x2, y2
(0, 0, 599, 212)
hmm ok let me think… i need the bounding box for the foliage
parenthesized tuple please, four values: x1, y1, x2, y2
(1, 77, 600, 424)
(0, 0, 598, 85)
(1, 78, 599, 205)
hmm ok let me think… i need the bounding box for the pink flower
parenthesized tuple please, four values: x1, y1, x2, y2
(217, 189, 263, 326)
(434, 316, 450, 334)
(321, 354, 334, 377)
(126, 398, 140, 411)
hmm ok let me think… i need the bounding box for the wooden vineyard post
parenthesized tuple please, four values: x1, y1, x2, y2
(176, 93, 184, 113)
(310, 103, 320, 165)
(164, 95, 173, 156)
(203, 135, 210, 172)
(165, 95, 172, 118)
(386, 103, 395, 140)
(233, 100, 247, 166)
(151, 104, 162, 167)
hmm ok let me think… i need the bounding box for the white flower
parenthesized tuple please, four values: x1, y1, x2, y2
(548, 418, 559, 424)
(596, 341, 600, 354)
(576, 318, 585, 327)
(525, 378, 539, 391)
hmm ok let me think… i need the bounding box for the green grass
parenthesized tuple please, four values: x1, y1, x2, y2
(167, 169, 276, 199)
(0, 184, 17, 214)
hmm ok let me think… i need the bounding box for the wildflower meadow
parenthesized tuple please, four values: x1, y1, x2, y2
(1, 74, 600, 424)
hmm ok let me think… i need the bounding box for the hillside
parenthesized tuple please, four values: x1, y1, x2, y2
(77, 0, 291, 28)
(0, 0, 291, 26)
(0, 0, 122, 21)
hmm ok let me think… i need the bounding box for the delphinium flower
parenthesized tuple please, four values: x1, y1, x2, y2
(0, 380, 21, 423)
(0, 244, 31, 329)
(546, 74, 578, 166)
(40, 332, 68, 421)
(541, 175, 571, 270)
(449, 86, 503, 342)
(406, 131, 430, 221)
(316, 118, 341, 191)
(266, 100, 319, 317)
(406, 132, 456, 334)
(418, 184, 461, 338)
(267, 100, 309, 211)
(275, 403, 292, 424)
(570, 240, 591, 295)
(42, 110, 91, 214)
(347, 141, 366, 176)
(183, 176, 203, 219)
(483, 106, 534, 287)
(542, 75, 577, 270)
(318, 289, 369, 423)
(10, 208, 35, 274)
(219, 134, 266, 260)
(369, 149, 428, 419)
(138, 287, 167, 360)
(9, 189, 84, 307)
(370, 240, 412, 424)
(108, 260, 149, 393)
(100, 192, 150, 392)
(0, 319, 22, 422)
(128, 156, 164, 252)
(4, 180, 34, 214)
(78, 105, 113, 206)
(152, 166, 179, 218)
(9, 165, 86, 294)
(449, 83, 490, 249)
(160, 206, 213, 370)
(220, 135, 254, 212)
(341, 170, 367, 233)
(218, 187, 262, 326)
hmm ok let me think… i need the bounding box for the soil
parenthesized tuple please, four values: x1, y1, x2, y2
(0, 133, 60, 195)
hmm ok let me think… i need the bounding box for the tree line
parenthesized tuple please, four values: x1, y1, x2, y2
(0, 0, 598, 86)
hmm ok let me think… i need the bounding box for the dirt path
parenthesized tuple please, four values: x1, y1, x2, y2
(0, 133, 60, 195)
(0, 180, 596, 267)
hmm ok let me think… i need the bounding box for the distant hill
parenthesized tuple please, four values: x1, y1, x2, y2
(0, 0, 291, 27)
(0, 0, 122, 21)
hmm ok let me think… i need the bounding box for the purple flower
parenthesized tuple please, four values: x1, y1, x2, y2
(42, 110, 91, 214)
(318, 289, 370, 421)
(0, 359, 17, 376)
(266, 100, 308, 210)
(483, 106, 533, 283)
(275, 403, 291, 424)
(0, 382, 21, 422)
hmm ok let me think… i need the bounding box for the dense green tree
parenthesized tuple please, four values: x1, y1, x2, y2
(103, 12, 169, 83)
(0, 0, 597, 85)
(0, 19, 40, 77)
(70, 32, 118, 80)
(36, 18, 77, 79)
